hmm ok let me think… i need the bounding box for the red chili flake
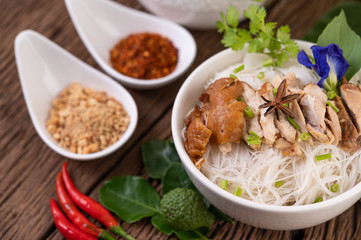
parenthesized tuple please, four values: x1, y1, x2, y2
(110, 32, 178, 79)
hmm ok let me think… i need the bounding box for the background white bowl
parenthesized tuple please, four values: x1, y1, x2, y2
(171, 41, 361, 230)
(138, 0, 263, 29)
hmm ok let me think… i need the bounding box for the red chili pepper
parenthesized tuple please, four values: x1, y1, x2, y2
(56, 172, 115, 240)
(62, 162, 135, 240)
(50, 198, 97, 240)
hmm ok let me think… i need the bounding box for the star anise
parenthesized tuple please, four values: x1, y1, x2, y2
(259, 79, 300, 119)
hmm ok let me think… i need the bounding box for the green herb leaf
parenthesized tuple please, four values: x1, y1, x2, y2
(142, 140, 180, 179)
(151, 214, 210, 240)
(151, 214, 174, 235)
(277, 25, 291, 42)
(217, 4, 299, 67)
(304, 2, 361, 43)
(162, 162, 196, 194)
(317, 11, 361, 81)
(226, 5, 239, 28)
(99, 176, 161, 223)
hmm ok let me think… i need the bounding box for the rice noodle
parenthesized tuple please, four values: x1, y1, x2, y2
(189, 57, 361, 205)
(202, 142, 361, 205)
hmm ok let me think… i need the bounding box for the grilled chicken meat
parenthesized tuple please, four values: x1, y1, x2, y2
(300, 84, 334, 144)
(200, 78, 247, 152)
(340, 81, 361, 133)
(335, 96, 359, 152)
(184, 117, 212, 168)
(241, 82, 264, 150)
(258, 82, 279, 146)
(325, 102, 342, 145)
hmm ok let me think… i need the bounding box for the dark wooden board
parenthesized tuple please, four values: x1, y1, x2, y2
(1, 0, 360, 239)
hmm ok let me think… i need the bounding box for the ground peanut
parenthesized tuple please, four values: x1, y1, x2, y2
(46, 82, 130, 154)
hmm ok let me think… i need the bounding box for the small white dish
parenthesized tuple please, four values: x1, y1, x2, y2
(15, 30, 138, 161)
(172, 40, 361, 230)
(65, 0, 197, 89)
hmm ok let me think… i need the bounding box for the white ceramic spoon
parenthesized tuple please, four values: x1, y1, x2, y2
(65, 0, 197, 89)
(15, 30, 138, 160)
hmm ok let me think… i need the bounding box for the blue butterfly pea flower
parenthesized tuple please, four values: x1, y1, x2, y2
(297, 43, 349, 93)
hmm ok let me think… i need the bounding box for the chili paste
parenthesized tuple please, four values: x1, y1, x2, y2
(110, 32, 178, 79)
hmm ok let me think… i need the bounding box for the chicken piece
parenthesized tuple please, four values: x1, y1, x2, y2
(258, 82, 279, 146)
(184, 117, 212, 168)
(273, 74, 311, 144)
(284, 143, 303, 156)
(272, 73, 304, 94)
(325, 102, 342, 145)
(207, 101, 247, 145)
(300, 84, 334, 144)
(269, 78, 298, 143)
(274, 138, 303, 156)
(201, 78, 243, 107)
(340, 82, 361, 133)
(335, 96, 359, 152)
(274, 138, 292, 149)
(275, 112, 296, 143)
(241, 82, 264, 150)
(241, 82, 264, 136)
(184, 105, 202, 128)
(289, 100, 313, 144)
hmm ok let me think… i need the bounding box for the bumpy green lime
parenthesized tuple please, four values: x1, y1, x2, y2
(160, 188, 214, 231)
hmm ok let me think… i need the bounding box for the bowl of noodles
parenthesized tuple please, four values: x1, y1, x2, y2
(171, 40, 361, 230)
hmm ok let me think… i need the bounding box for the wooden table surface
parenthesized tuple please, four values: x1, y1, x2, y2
(1, 0, 361, 239)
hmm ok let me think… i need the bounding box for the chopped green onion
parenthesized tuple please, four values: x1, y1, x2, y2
(257, 72, 265, 79)
(244, 106, 254, 118)
(229, 74, 237, 79)
(326, 101, 340, 112)
(220, 179, 228, 190)
(246, 131, 261, 145)
(288, 117, 300, 130)
(262, 58, 273, 67)
(275, 181, 284, 188)
(234, 186, 243, 197)
(236, 96, 244, 102)
(315, 153, 332, 161)
(272, 88, 278, 96)
(327, 91, 337, 100)
(330, 184, 339, 193)
(300, 132, 310, 141)
(313, 196, 323, 203)
(233, 64, 245, 74)
(282, 103, 289, 107)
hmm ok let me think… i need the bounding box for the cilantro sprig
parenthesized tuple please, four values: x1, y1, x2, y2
(217, 5, 299, 67)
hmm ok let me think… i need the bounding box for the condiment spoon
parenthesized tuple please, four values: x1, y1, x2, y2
(65, 0, 197, 89)
(15, 30, 138, 160)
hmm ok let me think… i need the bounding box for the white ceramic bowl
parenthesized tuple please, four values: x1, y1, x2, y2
(15, 30, 138, 161)
(138, 0, 263, 29)
(65, 0, 196, 89)
(171, 40, 361, 230)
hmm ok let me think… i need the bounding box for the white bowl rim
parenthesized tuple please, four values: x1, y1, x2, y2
(172, 40, 361, 213)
